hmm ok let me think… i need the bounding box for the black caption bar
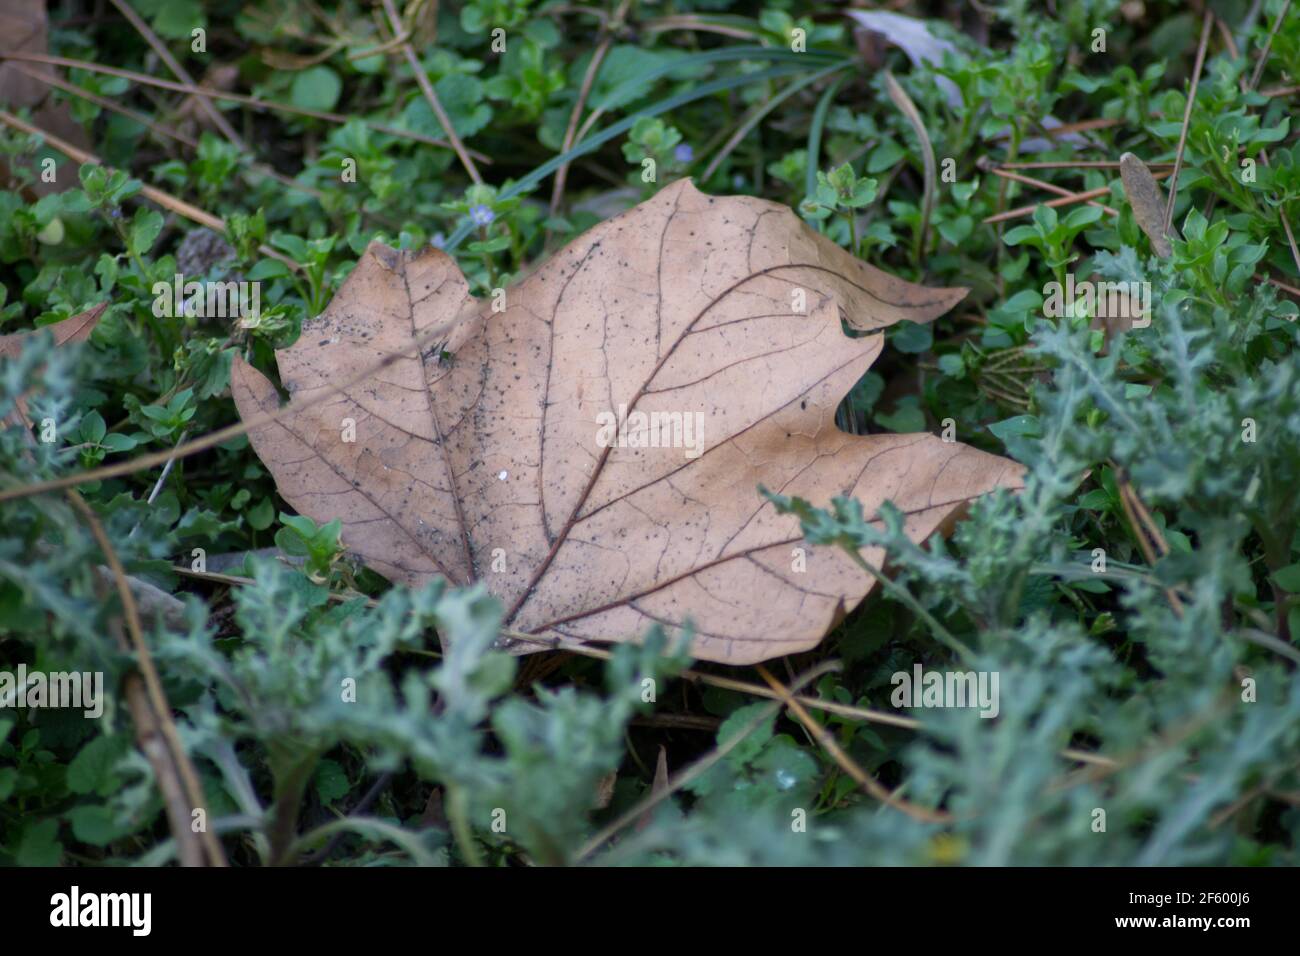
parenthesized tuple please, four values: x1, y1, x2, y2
(0, 865, 1284, 943)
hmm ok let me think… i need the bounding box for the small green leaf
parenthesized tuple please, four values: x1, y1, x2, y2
(129, 208, 164, 256)
(892, 321, 933, 354)
(67, 733, 129, 796)
(291, 66, 343, 112)
(314, 759, 351, 804)
(1272, 563, 1300, 593)
(16, 819, 61, 866)
(67, 805, 132, 846)
(81, 410, 106, 444)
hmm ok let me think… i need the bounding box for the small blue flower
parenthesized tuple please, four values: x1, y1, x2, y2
(469, 204, 495, 226)
(674, 143, 694, 164)
(431, 232, 446, 249)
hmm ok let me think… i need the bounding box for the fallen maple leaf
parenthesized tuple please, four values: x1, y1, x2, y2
(232, 180, 1022, 664)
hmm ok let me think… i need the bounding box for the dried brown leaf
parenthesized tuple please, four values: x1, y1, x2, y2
(883, 70, 936, 259)
(232, 181, 1022, 664)
(1119, 152, 1174, 258)
(0, 304, 104, 359)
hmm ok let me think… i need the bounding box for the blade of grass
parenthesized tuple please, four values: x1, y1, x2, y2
(804, 73, 847, 204)
(573, 45, 847, 145)
(883, 70, 937, 265)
